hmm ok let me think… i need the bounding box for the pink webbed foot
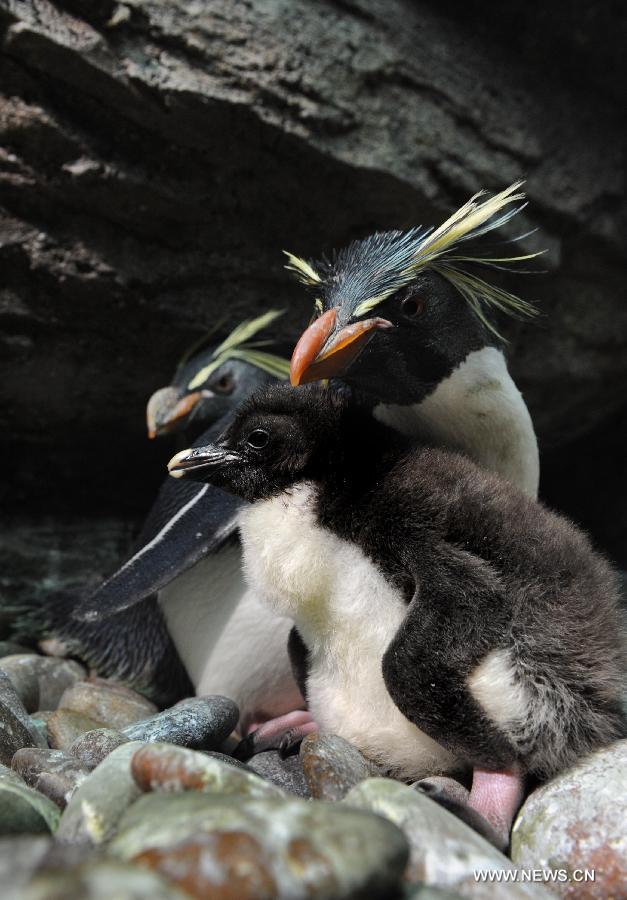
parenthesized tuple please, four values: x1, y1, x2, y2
(467, 767, 525, 850)
(234, 710, 319, 760)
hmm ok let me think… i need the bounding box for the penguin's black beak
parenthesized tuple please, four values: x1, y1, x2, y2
(146, 386, 213, 439)
(167, 444, 241, 482)
(290, 308, 393, 386)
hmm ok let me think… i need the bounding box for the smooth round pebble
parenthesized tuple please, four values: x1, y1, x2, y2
(58, 678, 157, 730)
(0, 766, 60, 835)
(343, 778, 540, 898)
(110, 792, 409, 900)
(202, 750, 252, 771)
(0, 835, 89, 898)
(248, 750, 310, 797)
(121, 695, 238, 750)
(300, 731, 375, 800)
(13, 860, 188, 900)
(67, 728, 129, 769)
(511, 740, 627, 899)
(131, 743, 284, 798)
(56, 742, 144, 845)
(0, 655, 86, 712)
(28, 715, 49, 747)
(12, 748, 90, 808)
(47, 709, 108, 750)
(0, 670, 47, 765)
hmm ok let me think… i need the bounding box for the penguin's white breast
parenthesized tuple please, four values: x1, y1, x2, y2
(239, 482, 458, 778)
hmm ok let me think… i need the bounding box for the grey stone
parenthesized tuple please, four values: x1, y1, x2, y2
(110, 792, 409, 899)
(47, 709, 107, 750)
(300, 731, 375, 800)
(344, 778, 545, 898)
(202, 750, 252, 771)
(0, 670, 47, 765)
(56, 742, 144, 845)
(248, 750, 310, 797)
(58, 679, 158, 730)
(12, 748, 90, 808)
(511, 740, 627, 899)
(130, 742, 284, 798)
(11, 860, 188, 900)
(0, 771, 61, 835)
(121, 695, 238, 750)
(28, 715, 49, 747)
(0, 760, 27, 787)
(0, 655, 86, 712)
(67, 727, 129, 769)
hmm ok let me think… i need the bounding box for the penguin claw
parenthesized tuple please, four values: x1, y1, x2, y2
(233, 710, 318, 761)
(232, 733, 257, 761)
(278, 728, 307, 758)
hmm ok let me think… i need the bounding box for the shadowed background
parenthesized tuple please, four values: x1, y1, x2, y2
(1, 0, 625, 608)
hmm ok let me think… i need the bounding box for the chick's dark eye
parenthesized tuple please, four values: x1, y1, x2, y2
(400, 296, 426, 319)
(246, 428, 269, 450)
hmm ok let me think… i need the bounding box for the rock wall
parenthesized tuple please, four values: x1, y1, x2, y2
(1, 0, 626, 570)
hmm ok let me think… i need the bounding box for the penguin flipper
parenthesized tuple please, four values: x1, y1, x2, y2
(382, 542, 517, 770)
(76, 477, 242, 621)
(73, 413, 245, 622)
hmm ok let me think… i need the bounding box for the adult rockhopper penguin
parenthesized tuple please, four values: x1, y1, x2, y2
(288, 181, 540, 498)
(169, 385, 627, 847)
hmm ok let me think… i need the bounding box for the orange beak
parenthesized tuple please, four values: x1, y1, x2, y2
(290, 308, 393, 386)
(146, 387, 209, 439)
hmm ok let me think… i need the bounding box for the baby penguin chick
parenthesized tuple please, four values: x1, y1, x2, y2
(168, 384, 627, 845)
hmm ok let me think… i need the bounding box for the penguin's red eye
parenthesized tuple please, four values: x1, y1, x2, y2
(401, 296, 426, 319)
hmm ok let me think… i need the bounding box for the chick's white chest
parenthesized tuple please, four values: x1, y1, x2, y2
(238, 482, 457, 777)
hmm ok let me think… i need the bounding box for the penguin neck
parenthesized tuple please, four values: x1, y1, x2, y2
(372, 346, 539, 498)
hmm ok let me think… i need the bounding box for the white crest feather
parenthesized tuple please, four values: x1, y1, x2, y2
(350, 182, 544, 334)
(283, 251, 322, 286)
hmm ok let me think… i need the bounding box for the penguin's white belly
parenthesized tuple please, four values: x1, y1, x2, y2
(239, 482, 458, 778)
(158, 541, 302, 729)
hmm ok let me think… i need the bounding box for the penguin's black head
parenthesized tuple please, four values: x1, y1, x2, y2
(167, 384, 350, 502)
(287, 183, 539, 406)
(147, 356, 276, 441)
(146, 311, 290, 441)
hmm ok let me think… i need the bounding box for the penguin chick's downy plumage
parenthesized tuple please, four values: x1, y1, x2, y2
(169, 384, 627, 784)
